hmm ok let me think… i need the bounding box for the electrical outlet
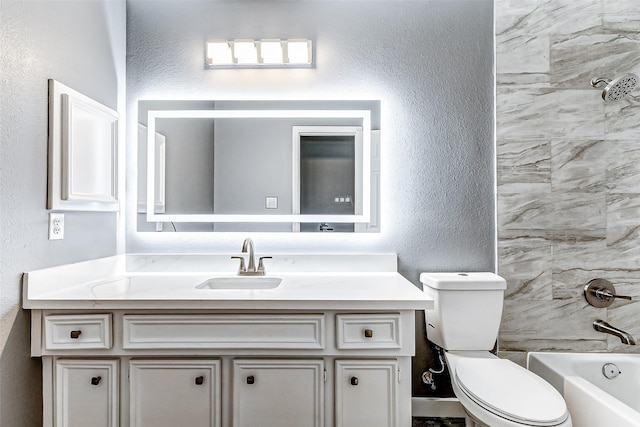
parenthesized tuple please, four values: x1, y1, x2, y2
(48, 213, 65, 240)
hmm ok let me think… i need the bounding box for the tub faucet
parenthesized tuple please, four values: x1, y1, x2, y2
(231, 238, 271, 276)
(593, 319, 636, 345)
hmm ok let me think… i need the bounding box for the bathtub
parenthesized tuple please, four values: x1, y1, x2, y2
(528, 352, 640, 427)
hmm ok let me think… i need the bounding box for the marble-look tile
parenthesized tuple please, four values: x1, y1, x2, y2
(498, 192, 606, 241)
(550, 139, 608, 192)
(602, 1, 640, 33)
(498, 237, 552, 300)
(550, 34, 640, 89)
(603, 228, 640, 273)
(497, 193, 553, 239)
(606, 193, 640, 246)
(497, 350, 528, 368)
(605, 301, 640, 351)
(495, 0, 602, 37)
(499, 299, 606, 352)
(497, 34, 549, 74)
(497, 89, 605, 139)
(552, 267, 611, 300)
(497, 139, 551, 194)
(552, 256, 640, 302)
(550, 193, 606, 241)
(496, 0, 640, 356)
(605, 98, 640, 139)
(552, 239, 608, 272)
(497, 73, 551, 88)
(605, 140, 640, 192)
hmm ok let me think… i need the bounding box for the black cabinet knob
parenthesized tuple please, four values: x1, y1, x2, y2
(70, 330, 82, 339)
(247, 375, 255, 385)
(364, 329, 373, 338)
(195, 376, 204, 385)
(91, 376, 101, 386)
(350, 377, 359, 386)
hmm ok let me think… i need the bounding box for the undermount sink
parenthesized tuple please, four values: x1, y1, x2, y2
(196, 276, 282, 290)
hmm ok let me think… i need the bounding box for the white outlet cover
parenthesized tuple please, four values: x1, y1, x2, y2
(48, 213, 65, 240)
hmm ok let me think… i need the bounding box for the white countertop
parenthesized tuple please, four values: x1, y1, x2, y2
(23, 254, 433, 310)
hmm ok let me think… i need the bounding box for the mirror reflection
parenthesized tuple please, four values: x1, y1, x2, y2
(137, 101, 380, 232)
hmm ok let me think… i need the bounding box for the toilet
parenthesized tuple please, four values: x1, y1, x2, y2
(420, 272, 572, 427)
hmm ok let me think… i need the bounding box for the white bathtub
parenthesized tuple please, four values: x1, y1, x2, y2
(528, 352, 640, 427)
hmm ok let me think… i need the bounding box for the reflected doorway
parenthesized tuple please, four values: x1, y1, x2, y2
(292, 126, 362, 232)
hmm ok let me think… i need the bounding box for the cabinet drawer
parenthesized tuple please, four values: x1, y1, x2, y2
(123, 314, 325, 349)
(336, 314, 401, 349)
(44, 314, 112, 350)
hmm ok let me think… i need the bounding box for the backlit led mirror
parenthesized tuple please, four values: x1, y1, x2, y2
(137, 100, 380, 232)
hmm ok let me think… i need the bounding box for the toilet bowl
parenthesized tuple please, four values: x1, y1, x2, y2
(445, 351, 571, 427)
(420, 272, 572, 427)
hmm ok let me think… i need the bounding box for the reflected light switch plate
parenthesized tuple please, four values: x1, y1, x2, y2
(265, 196, 278, 209)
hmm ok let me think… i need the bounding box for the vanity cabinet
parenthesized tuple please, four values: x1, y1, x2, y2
(32, 310, 415, 427)
(54, 359, 118, 427)
(129, 359, 221, 427)
(335, 360, 399, 427)
(233, 359, 324, 427)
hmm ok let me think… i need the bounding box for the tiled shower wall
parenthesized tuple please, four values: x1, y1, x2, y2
(496, 0, 640, 362)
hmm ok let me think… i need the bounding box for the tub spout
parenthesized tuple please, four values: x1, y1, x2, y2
(593, 319, 636, 345)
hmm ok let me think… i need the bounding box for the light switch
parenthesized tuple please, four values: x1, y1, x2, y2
(265, 196, 278, 209)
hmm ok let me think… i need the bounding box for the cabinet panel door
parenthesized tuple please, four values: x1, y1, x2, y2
(55, 359, 118, 427)
(233, 359, 324, 427)
(129, 359, 221, 427)
(335, 360, 399, 427)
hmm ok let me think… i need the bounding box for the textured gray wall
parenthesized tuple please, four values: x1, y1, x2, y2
(126, 0, 496, 285)
(0, 1, 125, 424)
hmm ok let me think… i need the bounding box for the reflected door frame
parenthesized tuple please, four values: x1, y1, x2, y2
(292, 126, 363, 232)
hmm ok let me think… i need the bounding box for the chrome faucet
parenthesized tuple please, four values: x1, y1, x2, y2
(231, 238, 271, 276)
(593, 319, 636, 345)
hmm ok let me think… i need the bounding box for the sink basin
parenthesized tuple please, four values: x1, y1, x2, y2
(196, 276, 282, 290)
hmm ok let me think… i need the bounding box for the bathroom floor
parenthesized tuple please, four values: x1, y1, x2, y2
(412, 417, 466, 427)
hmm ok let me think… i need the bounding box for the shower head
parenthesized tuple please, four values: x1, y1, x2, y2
(591, 74, 639, 102)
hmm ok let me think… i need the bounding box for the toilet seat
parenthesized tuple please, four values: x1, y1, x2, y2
(447, 352, 569, 426)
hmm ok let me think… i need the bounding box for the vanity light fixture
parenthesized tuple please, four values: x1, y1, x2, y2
(233, 40, 258, 64)
(206, 39, 313, 68)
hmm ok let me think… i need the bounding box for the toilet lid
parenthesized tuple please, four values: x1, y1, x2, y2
(454, 357, 567, 426)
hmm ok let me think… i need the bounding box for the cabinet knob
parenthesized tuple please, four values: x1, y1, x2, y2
(246, 375, 255, 385)
(364, 329, 373, 338)
(91, 376, 101, 386)
(195, 376, 204, 385)
(350, 377, 359, 386)
(70, 330, 82, 339)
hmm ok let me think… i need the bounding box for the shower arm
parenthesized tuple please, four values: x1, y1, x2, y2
(591, 77, 611, 88)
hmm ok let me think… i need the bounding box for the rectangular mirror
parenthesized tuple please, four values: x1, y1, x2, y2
(137, 101, 380, 232)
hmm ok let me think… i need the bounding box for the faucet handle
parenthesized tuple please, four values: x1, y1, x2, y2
(231, 256, 246, 272)
(257, 256, 272, 273)
(585, 278, 632, 308)
(595, 289, 632, 301)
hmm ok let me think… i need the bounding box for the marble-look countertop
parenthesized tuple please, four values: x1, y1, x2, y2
(23, 254, 433, 310)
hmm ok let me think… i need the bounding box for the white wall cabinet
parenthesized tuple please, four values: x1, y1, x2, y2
(54, 359, 118, 427)
(34, 310, 414, 427)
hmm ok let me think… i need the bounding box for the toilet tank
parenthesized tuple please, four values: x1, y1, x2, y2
(420, 272, 507, 351)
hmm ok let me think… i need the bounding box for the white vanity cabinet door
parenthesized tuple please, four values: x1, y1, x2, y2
(232, 359, 324, 427)
(129, 359, 221, 427)
(335, 360, 399, 427)
(54, 359, 118, 427)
